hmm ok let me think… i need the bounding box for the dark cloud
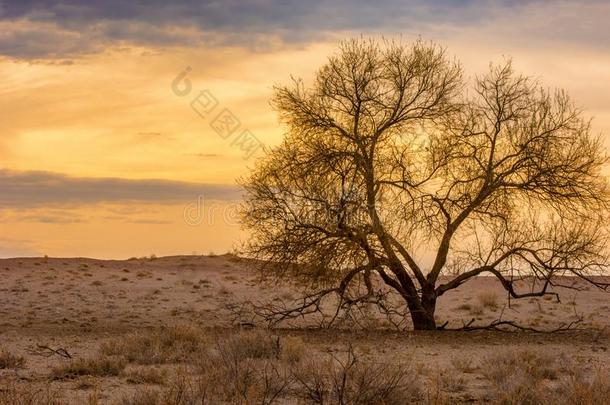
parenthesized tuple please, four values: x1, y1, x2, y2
(0, 0, 481, 30)
(3, 0, 603, 60)
(0, 169, 241, 207)
(15, 213, 84, 223)
(0, 18, 100, 59)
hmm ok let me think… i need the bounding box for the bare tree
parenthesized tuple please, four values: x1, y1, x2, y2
(240, 38, 609, 330)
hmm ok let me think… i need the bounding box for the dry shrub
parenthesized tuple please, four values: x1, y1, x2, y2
(112, 328, 292, 403)
(192, 331, 288, 403)
(126, 360, 289, 404)
(100, 325, 208, 364)
(200, 357, 289, 404)
(292, 346, 421, 405)
(121, 330, 291, 404)
(0, 384, 62, 405)
(0, 349, 25, 369)
(51, 356, 126, 379)
(556, 370, 610, 405)
(216, 330, 281, 361)
(477, 291, 499, 309)
(138, 334, 421, 404)
(125, 367, 167, 385)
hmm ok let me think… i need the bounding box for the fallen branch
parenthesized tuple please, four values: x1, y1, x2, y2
(26, 345, 72, 359)
(444, 317, 584, 333)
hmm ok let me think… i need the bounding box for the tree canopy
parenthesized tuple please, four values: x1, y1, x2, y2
(240, 38, 609, 330)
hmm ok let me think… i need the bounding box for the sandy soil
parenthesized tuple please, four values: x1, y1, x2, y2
(0, 255, 608, 404)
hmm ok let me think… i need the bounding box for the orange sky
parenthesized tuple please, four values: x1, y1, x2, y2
(2, 1, 610, 258)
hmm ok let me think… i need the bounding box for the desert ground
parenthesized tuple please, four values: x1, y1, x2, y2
(0, 254, 609, 404)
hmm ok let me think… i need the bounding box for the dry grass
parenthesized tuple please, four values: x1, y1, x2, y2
(117, 329, 421, 404)
(477, 348, 610, 404)
(100, 325, 208, 364)
(0, 384, 62, 405)
(485, 369, 610, 405)
(125, 367, 167, 385)
(469, 303, 484, 316)
(450, 356, 477, 373)
(122, 359, 290, 404)
(4, 323, 606, 404)
(280, 335, 306, 364)
(437, 371, 466, 393)
(50, 356, 126, 379)
(477, 291, 499, 309)
(557, 371, 610, 405)
(0, 348, 25, 369)
(120, 341, 423, 405)
(214, 330, 281, 361)
(482, 349, 562, 384)
(119, 388, 161, 405)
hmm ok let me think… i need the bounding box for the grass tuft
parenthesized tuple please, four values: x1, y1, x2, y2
(0, 349, 25, 369)
(50, 356, 126, 379)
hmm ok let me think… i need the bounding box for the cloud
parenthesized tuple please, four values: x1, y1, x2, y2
(0, 18, 100, 59)
(1, 0, 609, 60)
(184, 152, 222, 158)
(15, 213, 84, 223)
(128, 218, 173, 224)
(0, 169, 242, 207)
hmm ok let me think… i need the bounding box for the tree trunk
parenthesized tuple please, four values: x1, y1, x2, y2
(410, 307, 437, 330)
(406, 292, 437, 330)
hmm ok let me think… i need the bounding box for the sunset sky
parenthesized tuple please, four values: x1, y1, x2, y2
(1, 0, 610, 258)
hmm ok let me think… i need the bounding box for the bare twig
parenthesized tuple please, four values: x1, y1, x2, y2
(26, 345, 72, 359)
